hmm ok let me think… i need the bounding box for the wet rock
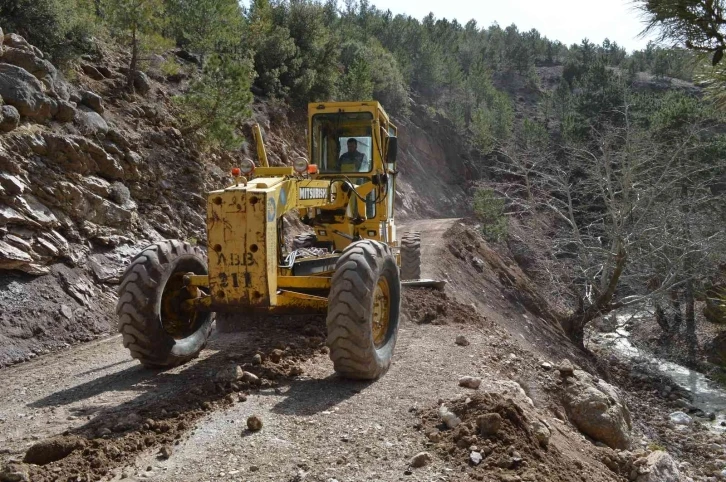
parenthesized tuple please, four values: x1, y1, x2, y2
(668, 411, 692, 426)
(561, 370, 632, 449)
(0, 105, 20, 132)
(246, 415, 263, 431)
(79, 90, 104, 114)
(438, 405, 461, 429)
(252, 353, 262, 365)
(0, 64, 52, 120)
(635, 451, 681, 482)
(24, 436, 85, 465)
(459, 376, 482, 389)
(0, 461, 30, 482)
(455, 335, 469, 346)
(477, 413, 502, 436)
(410, 451, 431, 468)
(470, 451, 483, 465)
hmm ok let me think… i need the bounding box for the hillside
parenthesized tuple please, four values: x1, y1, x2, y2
(0, 3, 725, 482)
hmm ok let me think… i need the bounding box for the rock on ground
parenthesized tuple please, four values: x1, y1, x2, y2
(0, 105, 20, 132)
(0, 64, 53, 120)
(23, 436, 85, 465)
(438, 405, 461, 428)
(0, 462, 30, 482)
(410, 452, 431, 468)
(561, 369, 632, 449)
(635, 451, 681, 482)
(247, 415, 263, 431)
(476, 412, 502, 435)
(669, 411, 692, 426)
(459, 376, 482, 389)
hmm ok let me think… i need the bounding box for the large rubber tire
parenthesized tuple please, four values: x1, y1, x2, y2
(326, 240, 401, 379)
(400, 232, 421, 280)
(116, 240, 214, 368)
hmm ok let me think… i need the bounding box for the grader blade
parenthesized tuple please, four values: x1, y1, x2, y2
(401, 279, 446, 290)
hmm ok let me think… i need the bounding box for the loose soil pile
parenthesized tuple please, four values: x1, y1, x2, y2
(419, 393, 615, 482)
(402, 287, 480, 325)
(15, 314, 328, 482)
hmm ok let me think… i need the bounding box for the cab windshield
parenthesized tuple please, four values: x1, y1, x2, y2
(311, 112, 374, 174)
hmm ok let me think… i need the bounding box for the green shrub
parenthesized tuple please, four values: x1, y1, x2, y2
(473, 188, 508, 242)
(160, 59, 181, 77)
(0, 0, 99, 63)
(174, 53, 254, 149)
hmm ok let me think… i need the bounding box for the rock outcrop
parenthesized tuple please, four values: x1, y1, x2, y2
(635, 451, 681, 482)
(559, 367, 632, 449)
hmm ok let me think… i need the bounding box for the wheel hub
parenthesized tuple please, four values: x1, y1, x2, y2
(372, 277, 390, 348)
(161, 272, 203, 339)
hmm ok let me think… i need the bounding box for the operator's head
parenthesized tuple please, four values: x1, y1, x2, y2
(347, 138, 357, 153)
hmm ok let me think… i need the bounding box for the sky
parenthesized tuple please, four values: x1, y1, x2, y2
(384, 0, 659, 52)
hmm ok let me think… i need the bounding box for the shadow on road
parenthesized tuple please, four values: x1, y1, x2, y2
(270, 374, 372, 416)
(29, 364, 157, 408)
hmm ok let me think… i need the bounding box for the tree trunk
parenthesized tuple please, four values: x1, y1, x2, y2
(561, 244, 627, 348)
(685, 279, 697, 363)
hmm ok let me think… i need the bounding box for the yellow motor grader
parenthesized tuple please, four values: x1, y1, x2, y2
(116, 101, 429, 379)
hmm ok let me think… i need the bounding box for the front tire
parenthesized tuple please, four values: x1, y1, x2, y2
(116, 240, 213, 368)
(326, 240, 401, 379)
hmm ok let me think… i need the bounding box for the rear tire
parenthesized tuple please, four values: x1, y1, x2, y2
(400, 232, 421, 280)
(116, 240, 214, 368)
(326, 240, 401, 379)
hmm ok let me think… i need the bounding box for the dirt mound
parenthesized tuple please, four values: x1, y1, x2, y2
(402, 287, 480, 325)
(14, 314, 328, 481)
(420, 393, 611, 481)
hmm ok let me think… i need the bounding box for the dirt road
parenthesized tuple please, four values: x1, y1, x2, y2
(0, 219, 618, 482)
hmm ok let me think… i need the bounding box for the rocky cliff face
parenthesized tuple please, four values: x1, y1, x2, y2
(0, 30, 234, 365)
(0, 29, 476, 366)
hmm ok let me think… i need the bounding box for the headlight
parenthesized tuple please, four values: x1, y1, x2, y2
(293, 157, 309, 174)
(239, 158, 255, 176)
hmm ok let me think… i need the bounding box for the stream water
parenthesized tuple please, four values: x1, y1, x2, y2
(589, 311, 726, 433)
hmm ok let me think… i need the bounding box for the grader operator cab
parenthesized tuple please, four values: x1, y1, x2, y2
(116, 101, 435, 380)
